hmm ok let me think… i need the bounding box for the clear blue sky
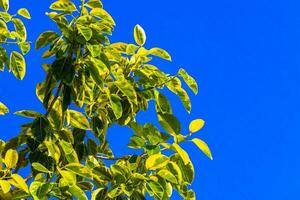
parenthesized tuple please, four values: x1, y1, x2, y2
(0, 0, 298, 199)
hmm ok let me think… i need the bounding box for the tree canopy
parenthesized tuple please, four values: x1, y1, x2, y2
(0, 0, 212, 199)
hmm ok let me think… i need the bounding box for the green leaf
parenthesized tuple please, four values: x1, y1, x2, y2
(59, 140, 79, 163)
(59, 169, 76, 185)
(4, 149, 18, 169)
(156, 92, 172, 114)
(0, 0, 9, 12)
(110, 94, 123, 119)
(77, 24, 92, 41)
(44, 141, 61, 163)
(107, 186, 122, 198)
(14, 110, 42, 119)
(35, 31, 59, 49)
(90, 8, 115, 25)
(171, 143, 191, 165)
(10, 51, 26, 80)
(12, 18, 26, 41)
(85, 0, 103, 9)
(91, 188, 105, 200)
(68, 185, 88, 200)
(149, 47, 172, 61)
(189, 119, 205, 133)
(157, 112, 180, 136)
(68, 110, 90, 130)
(157, 169, 178, 184)
(32, 163, 51, 173)
(147, 180, 164, 200)
(178, 68, 198, 94)
(17, 8, 31, 19)
(0, 11, 11, 22)
(134, 24, 146, 46)
(115, 80, 138, 105)
(0, 101, 8, 115)
(86, 57, 108, 86)
(18, 42, 30, 55)
(145, 154, 169, 170)
(0, 180, 10, 194)
(50, 1, 77, 12)
(11, 174, 29, 193)
(191, 138, 213, 160)
(170, 154, 194, 184)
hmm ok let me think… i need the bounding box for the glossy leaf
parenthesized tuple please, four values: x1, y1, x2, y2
(134, 24, 146, 46)
(178, 68, 198, 94)
(145, 154, 169, 170)
(14, 110, 42, 119)
(189, 119, 205, 133)
(149, 47, 172, 61)
(50, 1, 77, 12)
(17, 8, 31, 19)
(36, 31, 59, 49)
(191, 138, 213, 160)
(10, 51, 26, 80)
(0, 101, 8, 115)
(4, 149, 18, 169)
(68, 110, 90, 130)
(157, 112, 180, 136)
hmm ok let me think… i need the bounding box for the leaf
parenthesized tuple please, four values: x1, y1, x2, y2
(90, 8, 115, 25)
(59, 140, 79, 163)
(11, 174, 29, 193)
(14, 110, 42, 119)
(0, 101, 8, 115)
(0, 11, 11, 22)
(86, 57, 108, 86)
(36, 31, 59, 49)
(91, 188, 105, 200)
(50, 1, 77, 12)
(4, 149, 18, 169)
(145, 154, 169, 170)
(32, 162, 50, 173)
(171, 143, 191, 165)
(59, 169, 76, 185)
(107, 186, 122, 198)
(147, 180, 164, 200)
(189, 119, 205, 133)
(149, 47, 172, 61)
(134, 24, 146, 46)
(85, 0, 103, 9)
(157, 169, 178, 184)
(114, 80, 138, 105)
(157, 112, 180, 136)
(12, 18, 26, 41)
(31, 117, 50, 143)
(17, 8, 31, 19)
(44, 141, 61, 163)
(77, 24, 92, 41)
(156, 92, 172, 114)
(110, 94, 123, 119)
(0, 180, 10, 194)
(68, 110, 90, 130)
(170, 154, 194, 184)
(191, 138, 213, 160)
(10, 51, 26, 80)
(178, 68, 198, 94)
(0, 0, 9, 11)
(68, 185, 88, 200)
(18, 42, 30, 55)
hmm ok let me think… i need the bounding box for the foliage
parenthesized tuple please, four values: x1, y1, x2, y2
(0, 0, 212, 199)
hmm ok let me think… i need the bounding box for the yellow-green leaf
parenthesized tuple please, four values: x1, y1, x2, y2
(17, 8, 31, 19)
(110, 94, 123, 119)
(171, 143, 191, 165)
(4, 149, 18, 169)
(10, 51, 26, 80)
(0, 101, 8, 115)
(77, 24, 92, 41)
(0, 180, 10, 193)
(11, 174, 29, 193)
(85, 0, 103, 9)
(149, 47, 172, 61)
(191, 138, 213, 160)
(14, 110, 42, 119)
(157, 112, 180, 136)
(36, 31, 59, 49)
(145, 154, 169, 170)
(157, 169, 178, 184)
(90, 8, 115, 25)
(178, 68, 198, 94)
(68, 110, 90, 130)
(12, 18, 26, 41)
(18, 42, 30, 55)
(32, 162, 50, 173)
(0, 0, 9, 12)
(189, 119, 205, 133)
(134, 24, 146, 46)
(50, 1, 77, 12)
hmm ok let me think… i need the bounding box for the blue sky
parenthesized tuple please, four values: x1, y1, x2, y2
(0, 0, 299, 199)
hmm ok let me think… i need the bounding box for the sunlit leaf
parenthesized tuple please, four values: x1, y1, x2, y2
(134, 24, 146, 46)
(17, 8, 31, 19)
(191, 138, 213, 160)
(4, 149, 18, 169)
(10, 51, 26, 80)
(189, 119, 205, 133)
(146, 154, 169, 170)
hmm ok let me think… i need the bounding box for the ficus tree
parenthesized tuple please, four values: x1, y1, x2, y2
(0, 0, 212, 199)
